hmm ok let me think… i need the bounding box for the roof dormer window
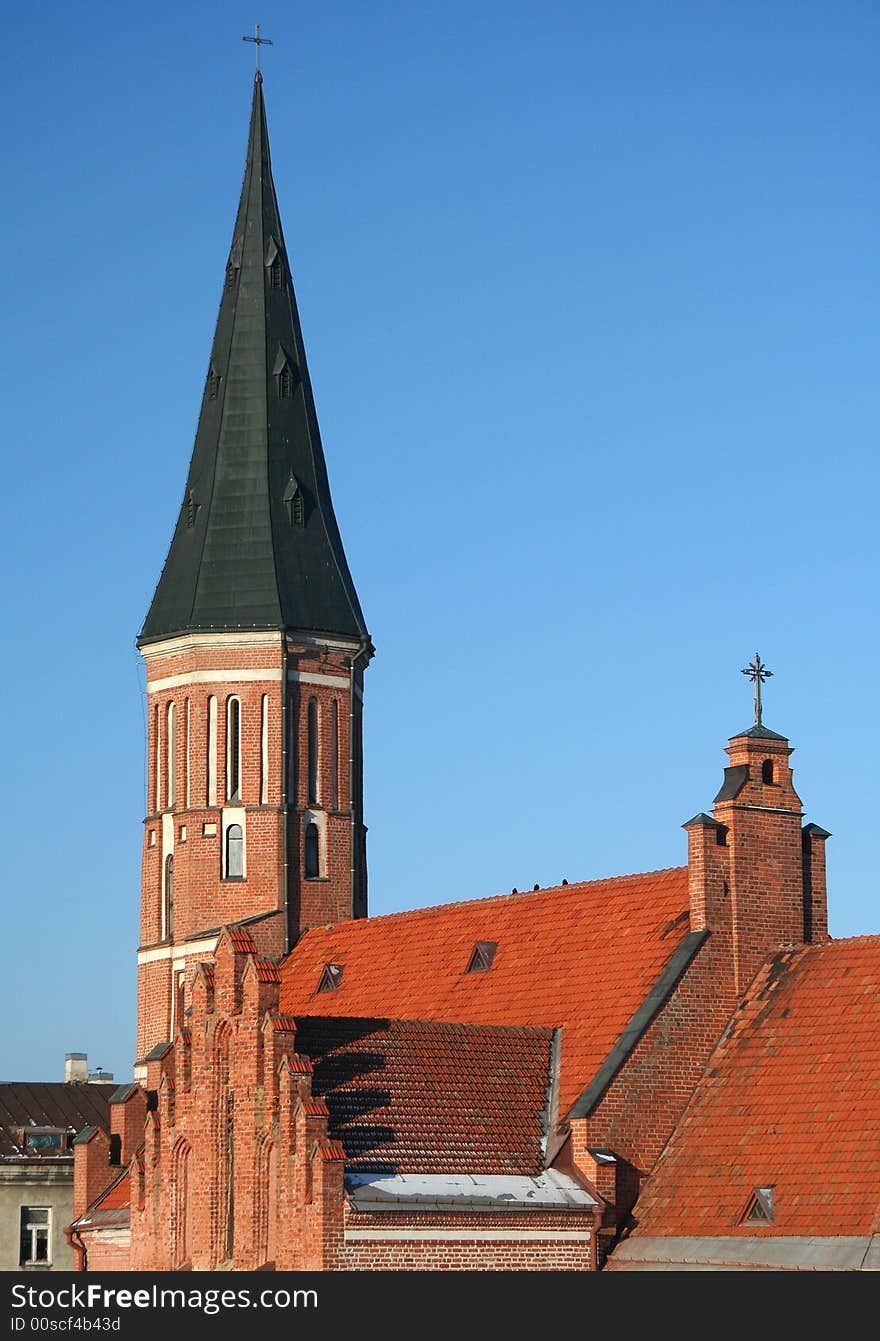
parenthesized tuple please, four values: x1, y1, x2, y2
(318, 963, 344, 993)
(465, 941, 497, 974)
(741, 1186, 774, 1224)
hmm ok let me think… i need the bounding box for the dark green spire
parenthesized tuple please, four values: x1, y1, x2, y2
(139, 74, 369, 646)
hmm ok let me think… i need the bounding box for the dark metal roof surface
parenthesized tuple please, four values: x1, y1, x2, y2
(731, 724, 788, 742)
(139, 73, 368, 646)
(713, 764, 750, 803)
(0, 1083, 115, 1159)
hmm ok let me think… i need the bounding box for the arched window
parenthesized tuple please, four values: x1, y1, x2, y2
(184, 699, 191, 808)
(260, 694, 269, 805)
(226, 824, 243, 879)
(307, 698, 319, 805)
(164, 855, 174, 939)
(331, 699, 339, 811)
(153, 703, 161, 813)
(227, 697, 241, 802)
(304, 823, 320, 879)
(207, 697, 217, 805)
(166, 702, 176, 807)
(762, 759, 774, 784)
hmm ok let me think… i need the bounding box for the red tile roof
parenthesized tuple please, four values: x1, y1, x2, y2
(227, 928, 258, 954)
(253, 959, 281, 983)
(95, 1167, 131, 1212)
(293, 1017, 556, 1176)
(280, 869, 689, 1115)
(628, 936, 880, 1238)
(73, 1167, 131, 1231)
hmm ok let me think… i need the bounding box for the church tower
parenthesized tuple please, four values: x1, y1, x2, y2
(135, 74, 372, 1068)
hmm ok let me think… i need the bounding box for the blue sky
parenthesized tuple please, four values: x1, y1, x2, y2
(1, 2, 877, 1081)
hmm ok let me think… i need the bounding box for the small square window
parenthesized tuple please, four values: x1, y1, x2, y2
(179, 825, 187, 842)
(148, 831, 156, 848)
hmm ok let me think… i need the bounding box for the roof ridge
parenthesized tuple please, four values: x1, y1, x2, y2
(295, 1015, 556, 1037)
(294, 865, 687, 936)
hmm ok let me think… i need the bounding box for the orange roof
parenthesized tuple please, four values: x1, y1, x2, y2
(96, 1167, 131, 1211)
(280, 868, 689, 1115)
(629, 936, 880, 1238)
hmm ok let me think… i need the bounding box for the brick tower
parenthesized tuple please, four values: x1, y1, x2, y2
(135, 74, 373, 1069)
(684, 688, 830, 998)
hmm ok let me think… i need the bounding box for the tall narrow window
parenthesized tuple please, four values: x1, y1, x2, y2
(226, 697, 241, 802)
(307, 698, 319, 805)
(304, 822, 320, 879)
(260, 695, 269, 805)
(154, 704, 161, 813)
(287, 697, 297, 803)
(207, 697, 217, 806)
(226, 824, 244, 879)
(270, 256, 283, 289)
(19, 1208, 51, 1266)
(164, 855, 174, 940)
(331, 700, 339, 811)
(166, 702, 176, 807)
(184, 699, 191, 809)
(762, 759, 775, 784)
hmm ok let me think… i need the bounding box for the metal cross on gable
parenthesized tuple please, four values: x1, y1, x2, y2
(242, 23, 273, 72)
(741, 652, 773, 727)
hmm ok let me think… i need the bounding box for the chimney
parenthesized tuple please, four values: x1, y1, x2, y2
(88, 1067, 114, 1085)
(65, 1053, 88, 1084)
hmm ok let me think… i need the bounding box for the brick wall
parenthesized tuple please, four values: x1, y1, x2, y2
(136, 632, 368, 1056)
(340, 1209, 593, 1270)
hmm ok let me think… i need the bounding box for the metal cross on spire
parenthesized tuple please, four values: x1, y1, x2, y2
(741, 652, 773, 727)
(242, 23, 273, 73)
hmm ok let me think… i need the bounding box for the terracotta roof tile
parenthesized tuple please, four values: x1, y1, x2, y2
(280, 869, 689, 1114)
(253, 959, 281, 983)
(294, 1017, 555, 1176)
(266, 1013, 298, 1033)
(628, 937, 880, 1238)
(227, 928, 258, 954)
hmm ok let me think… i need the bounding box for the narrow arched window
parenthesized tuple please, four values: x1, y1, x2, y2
(331, 699, 339, 811)
(226, 824, 244, 879)
(164, 855, 174, 939)
(304, 822, 320, 879)
(207, 697, 217, 805)
(166, 702, 176, 807)
(153, 703, 161, 813)
(227, 697, 241, 802)
(270, 257, 283, 289)
(762, 759, 774, 784)
(307, 698, 319, 805)
(260, 694, 269, 805)
(184, 699, 191, 808)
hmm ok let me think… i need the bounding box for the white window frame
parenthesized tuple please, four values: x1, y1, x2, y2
(20, 1206, 52, 1266)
